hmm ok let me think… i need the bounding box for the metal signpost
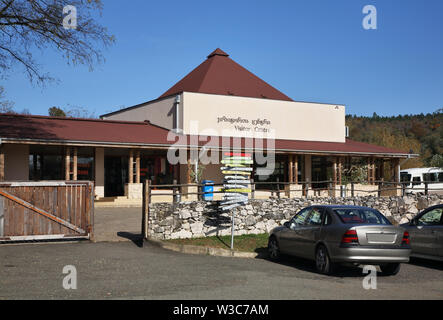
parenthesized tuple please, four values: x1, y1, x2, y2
(219, 152, 253, 250)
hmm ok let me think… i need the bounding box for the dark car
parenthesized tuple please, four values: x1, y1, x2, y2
(268, 205, 411, 275)
(401, 204, 443, 261)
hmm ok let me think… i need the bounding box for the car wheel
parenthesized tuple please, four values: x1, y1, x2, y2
(268, 237, 281, 261)
(316, 245, 334, 275)
(380, 263, 401, 276)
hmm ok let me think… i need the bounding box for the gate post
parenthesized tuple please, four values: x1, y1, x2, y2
(142, 180, 151, 240)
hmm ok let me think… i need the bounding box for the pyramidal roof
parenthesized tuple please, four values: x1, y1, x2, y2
(159, 48, 293, 101)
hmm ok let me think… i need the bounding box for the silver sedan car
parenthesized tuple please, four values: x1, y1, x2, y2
(401, 204, 443, 261)
(268, 205, 411, 275)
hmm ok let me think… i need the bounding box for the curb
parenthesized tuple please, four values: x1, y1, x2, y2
(146, 238, 259, 259)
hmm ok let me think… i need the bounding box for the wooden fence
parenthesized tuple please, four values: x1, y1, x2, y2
(0, 181, 94, 242)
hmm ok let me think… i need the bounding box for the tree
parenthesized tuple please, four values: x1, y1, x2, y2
(0, 0, 114, 85)
(0, 85, 14, 112)
(48, 105, 95, 118)
(48, 106, 66, 117)
(429, 154, 443, 169)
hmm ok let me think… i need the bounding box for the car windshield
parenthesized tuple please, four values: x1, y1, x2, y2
(332, 208, 391, 225)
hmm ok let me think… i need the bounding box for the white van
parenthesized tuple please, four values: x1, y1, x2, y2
(400, 167, 443, 195)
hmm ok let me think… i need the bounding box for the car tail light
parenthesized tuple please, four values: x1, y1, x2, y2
(341, 229, 359, 244)
(402, 231, 410, 245)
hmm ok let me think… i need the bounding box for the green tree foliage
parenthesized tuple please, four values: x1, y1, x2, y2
(429, 154, 443, 169)
(346, 109, 443, 169)
(48, 105, 95, 118)
(48, 106, 66, 117)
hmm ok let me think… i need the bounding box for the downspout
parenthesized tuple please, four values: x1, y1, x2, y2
(175, 94, 181, 133)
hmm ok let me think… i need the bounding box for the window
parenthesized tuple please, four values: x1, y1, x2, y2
(290, 208, 311, 228)
(439, 172, 443, 183)
(29, 154, 63, 180)
(333, 208, 391, 225)
(323, 212, 332, 225)
(418, 208, 442, 226)
(306, 208, 323, 226)
(400, 172, 411, 186)
(412, 177, 421, 186)
(423, 173, 437, 182)
(77, 157, 94, 181)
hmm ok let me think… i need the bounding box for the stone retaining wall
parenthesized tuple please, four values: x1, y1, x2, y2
(147, 195, 443, 240)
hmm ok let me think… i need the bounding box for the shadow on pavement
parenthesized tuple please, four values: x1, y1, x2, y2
(408, 257, 443, 271)
(255, 250, 386, 278)
(117, 232, 143, 248)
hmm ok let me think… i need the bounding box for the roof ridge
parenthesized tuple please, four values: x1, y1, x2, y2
(196, 55, 217, 92)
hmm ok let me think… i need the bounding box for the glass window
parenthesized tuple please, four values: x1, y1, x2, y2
(418, 208, 442, 226)
(438, 172, 443, 183)
(77, 157, 94, 181)
(423, 173, 437, 182)
(290, 208, 311, 228)
(400, 172, 411, 186)
(412, 177, 421, 186)
(323, 212, 332, 225)
(333, 208, 391, 225)
(306, 208, 323, 226)
(29, 154, 63, 180)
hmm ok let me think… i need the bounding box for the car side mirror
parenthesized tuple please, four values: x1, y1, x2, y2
(284, 221, 290, 228)
(410, 218, 417, 226)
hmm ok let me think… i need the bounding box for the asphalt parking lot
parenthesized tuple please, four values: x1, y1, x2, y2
(0, 240, 442, 300)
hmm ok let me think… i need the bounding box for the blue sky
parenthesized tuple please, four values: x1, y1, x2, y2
(2, 0, 443, 117)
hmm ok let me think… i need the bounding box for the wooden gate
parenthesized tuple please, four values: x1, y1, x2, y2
(0, 181, 94, 242)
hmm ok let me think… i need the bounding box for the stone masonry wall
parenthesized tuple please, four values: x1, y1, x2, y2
(147, 195, 443, 240)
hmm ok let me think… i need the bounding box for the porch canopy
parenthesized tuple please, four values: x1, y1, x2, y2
(0, 113, 412, 156)
(0, 113, 415, 189)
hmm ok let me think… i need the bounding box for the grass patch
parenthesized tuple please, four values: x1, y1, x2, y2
(165, 233, 269, 253)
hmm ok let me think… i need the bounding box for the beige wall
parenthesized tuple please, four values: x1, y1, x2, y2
(4, 144, 29, 181)
(102, 95, 183, 130)
(182, 92, 345, 143)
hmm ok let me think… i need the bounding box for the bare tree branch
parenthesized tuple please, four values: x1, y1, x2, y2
(0, 0, 115, 85)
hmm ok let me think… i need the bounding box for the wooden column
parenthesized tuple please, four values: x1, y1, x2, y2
(0, 146, 4, 181)
(380, 159, 385, 181)
(294, 155, 299, 185)
(186, 151, 191, 184)
(65, 147, 71, 180)
(128, 149, 134, 184)
(333, 157, 337, 186)
(338, 157, 342, 185)
(288, 154, 294, 183)
(135, 150, 141, 184)
(393, 158, 400, 183)
(72, 147, 78, 181)
(368, 157, 376, 185)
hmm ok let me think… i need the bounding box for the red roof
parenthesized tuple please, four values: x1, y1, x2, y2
(0, 114, 410, 156)
(159, 48, 293, 101)
(0, 114, 172, 145)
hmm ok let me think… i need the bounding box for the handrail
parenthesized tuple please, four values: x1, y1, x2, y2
(144, 179, 443, 200)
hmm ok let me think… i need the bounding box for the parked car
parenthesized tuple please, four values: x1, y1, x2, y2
(268, 205, 411, 275)
(401, 204, 443, 261)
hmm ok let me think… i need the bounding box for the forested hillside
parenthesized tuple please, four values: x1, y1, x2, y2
(346, 109, 443, 169)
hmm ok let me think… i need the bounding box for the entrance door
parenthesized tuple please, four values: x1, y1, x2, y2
(105, 156, 128, 197)
(312, 156, 327, 189)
